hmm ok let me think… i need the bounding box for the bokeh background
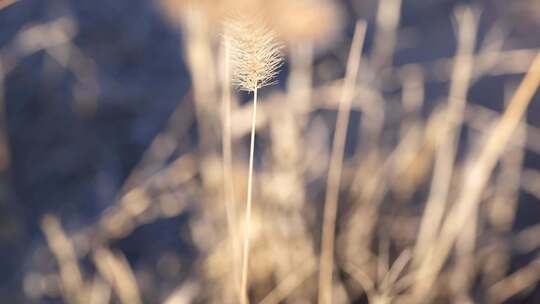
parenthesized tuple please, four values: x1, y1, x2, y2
(1, 0, 540, 303)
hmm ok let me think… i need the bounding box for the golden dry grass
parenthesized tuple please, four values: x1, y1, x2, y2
(11, 0, 540, 303)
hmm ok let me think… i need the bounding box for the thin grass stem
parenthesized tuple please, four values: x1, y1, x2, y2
(318, 21, 367, 304)
(240, 88, 258, 304)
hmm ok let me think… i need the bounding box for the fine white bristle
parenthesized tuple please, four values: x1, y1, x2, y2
(224, 19, 283, 92)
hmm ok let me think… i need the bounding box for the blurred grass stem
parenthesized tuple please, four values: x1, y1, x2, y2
(318, 21, 367, 304)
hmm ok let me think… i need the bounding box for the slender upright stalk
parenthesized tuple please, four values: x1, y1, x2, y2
(221, 39, 240, 300)
(414, 8, 477, 265)
(240, 89, 257, 304)
(318, 21, 367, 304)
(225, 18, 283, 304)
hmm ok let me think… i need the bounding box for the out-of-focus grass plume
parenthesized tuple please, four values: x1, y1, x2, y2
(160, 0, 343, 45)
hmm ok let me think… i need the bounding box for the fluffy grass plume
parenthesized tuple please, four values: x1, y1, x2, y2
(225, 18, 283, 92)
(224, 17, 283, 304)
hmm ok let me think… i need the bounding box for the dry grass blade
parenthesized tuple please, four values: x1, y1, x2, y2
(488, 255, 540, 303)
(414, 7, 478, 266)
(381, 249, 412, 292)
(88, 276, 111, 304)
(93, 248, 142, 304)
(318, 20, 367, 304)
(259, 257, 317, 304)
(514, 218, 540, 253)
(415, 51, 540, 298)
(0, 0, 17, 11)
(220, 35, 240, 300)
(41, 215, 85, 304)
(163, 282, 199, 304)
(371, 0, 402, 68)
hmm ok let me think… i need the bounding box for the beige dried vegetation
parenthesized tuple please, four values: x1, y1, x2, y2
(14, 1, 540, 304)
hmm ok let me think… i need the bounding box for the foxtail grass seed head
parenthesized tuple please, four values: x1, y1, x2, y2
(224, 19, 284, 92)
